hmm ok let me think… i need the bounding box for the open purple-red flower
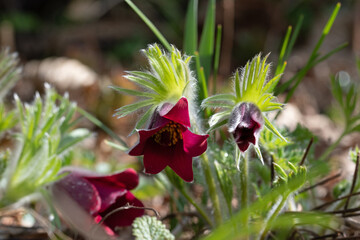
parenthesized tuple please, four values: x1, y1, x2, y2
(51, 168, 144, 236)
(129, 97, 208, 182)
(228, 102, 264, 152)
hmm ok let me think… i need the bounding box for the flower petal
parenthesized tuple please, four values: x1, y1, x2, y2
(128, 126, 164, 156)
(99, 191, 144, 228)
(182, 130, 208, 157)
(83, 178, 127, 212)
(229, 102, 264, 152)
(85, 169, 140, 190)
(50, 181, 113, 239)
(161, 97, 190, 127)
(168, 143, 194, 182)
(83, 173, 137, 213)
(142, 139, 173, 174)
(54, 173, 101, 215)
(237, 141, 250, 152)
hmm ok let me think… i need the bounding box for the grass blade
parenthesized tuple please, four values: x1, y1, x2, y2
(285, 14, 304, 60)
(124, 0, 171, 51)
(275, 25, 292, 76)
(183, 0, 198, 55)
(276, 3, 342, 100)
(213, 25, 222, 94)
(199, 0, 216, 80)
(76, 106, 128, 148)
(195, 52, 209, 101)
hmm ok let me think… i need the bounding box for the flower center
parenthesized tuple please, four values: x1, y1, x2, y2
(153, 121, 183, 146)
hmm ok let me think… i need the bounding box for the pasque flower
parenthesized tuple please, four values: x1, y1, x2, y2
(228, 102, 264, 152)
(202, 54, 287, 163)
(129, 97, 208, 182)
(51, 168, 144, 236)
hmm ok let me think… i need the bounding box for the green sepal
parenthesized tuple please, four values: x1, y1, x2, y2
(132, 106, 157, 135)
(110, 86, 158, 99)
(114, 100, 156, 118)
(254, 145, 264, 165)
(264, 116, 287, 143)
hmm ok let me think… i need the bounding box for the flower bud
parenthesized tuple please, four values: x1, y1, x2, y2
(228, 102, 264, 152)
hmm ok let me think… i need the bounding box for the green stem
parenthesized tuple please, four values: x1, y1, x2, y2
(178, 187, 213, 227)
(226, 200, 233, 218)
(239, 151, 249, 229)
(163, 169, 213, 227)
(213, 25, 222, 95)
(259, 193, 289, 240)
(124, 0, 171, 51)
(201, 153, 222, 226)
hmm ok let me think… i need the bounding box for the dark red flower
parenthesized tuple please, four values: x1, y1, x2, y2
(129, 97, 208, 182)
(51, 168, 144, 236)
(228, 102, 264, 152)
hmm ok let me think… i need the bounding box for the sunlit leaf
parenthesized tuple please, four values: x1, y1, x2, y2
(132, 216, 174, 240)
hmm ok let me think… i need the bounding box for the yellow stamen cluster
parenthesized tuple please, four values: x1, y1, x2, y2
(153, 121, 183, 146)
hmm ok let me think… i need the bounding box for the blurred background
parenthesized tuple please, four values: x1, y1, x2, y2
(0, 0, 359, 170)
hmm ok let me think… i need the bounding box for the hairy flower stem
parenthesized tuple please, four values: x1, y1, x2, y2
(178, 187, 213, 227)
(163, 169, 213, 227)
(201, 153, 222, 226)
(239, 150, 249, 237)
(259, 193, 289, 240)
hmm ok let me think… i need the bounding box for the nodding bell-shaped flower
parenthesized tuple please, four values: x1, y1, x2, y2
(228, 102, 264, 152)
(129, 97, 209, 182)
(202, 54, 287, 164)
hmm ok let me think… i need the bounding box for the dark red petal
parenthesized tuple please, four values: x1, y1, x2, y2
(128, 126, 164, 156)
(142, 139, 173, 174)
(182, 130, 208, 157)
(100, 192, 144, 228)
(237, 141, 250, 152)
(161, 97, 190, 127)
(168, 143, 194, 182)
(247, 134, 256, 145)
(54, 174, 101, 215)
(84, 169, 140, 191)
(50, 182, 113, 239)
(83, 178, 127, 212)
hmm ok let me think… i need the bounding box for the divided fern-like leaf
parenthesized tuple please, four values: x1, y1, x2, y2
(0, 48, 22, 101)
(132, 216, 174, 240)
(2, 86, 90, 205)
